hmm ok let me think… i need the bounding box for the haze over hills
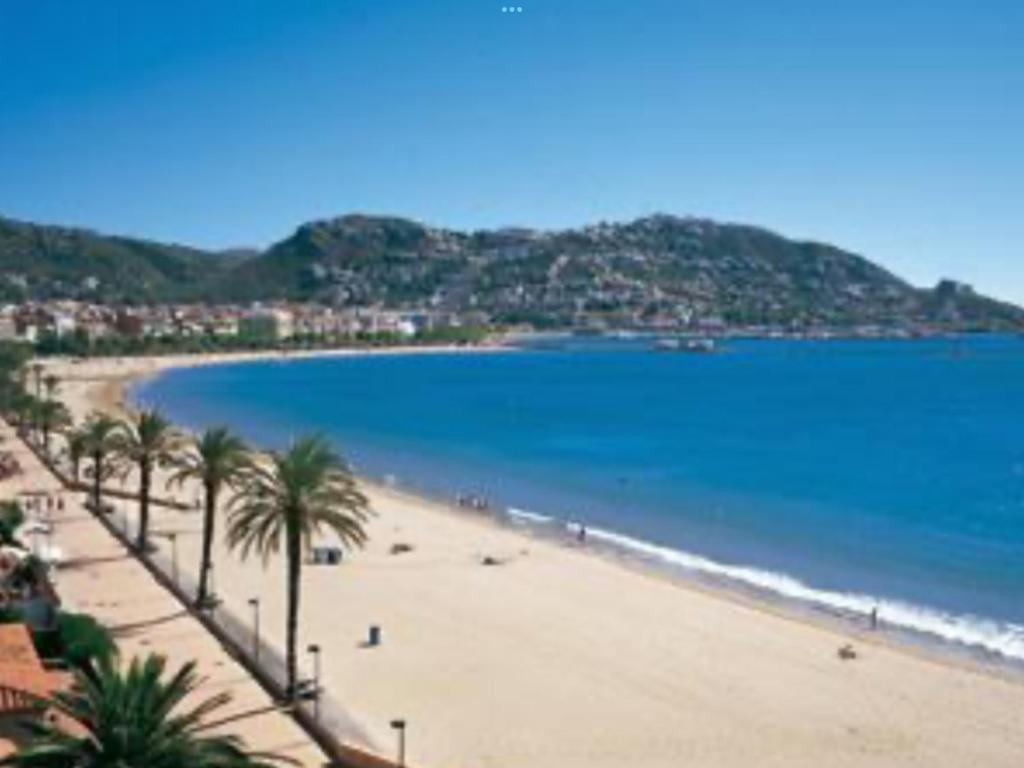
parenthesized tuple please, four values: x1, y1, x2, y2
(2, 212, 1022, 331)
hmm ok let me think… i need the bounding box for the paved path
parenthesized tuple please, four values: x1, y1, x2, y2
(0, 421, 329, 767)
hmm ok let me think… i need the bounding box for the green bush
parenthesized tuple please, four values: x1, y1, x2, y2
(0, 500, 25, 545)
(56, 612, 116, 668)
(0, 607, 114, 668)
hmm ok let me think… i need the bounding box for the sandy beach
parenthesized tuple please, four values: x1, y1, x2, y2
(34, 350, 1024, 767)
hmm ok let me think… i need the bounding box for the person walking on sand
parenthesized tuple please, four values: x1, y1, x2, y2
(577, 523, 587, 544)
(870, 606, 879, 631)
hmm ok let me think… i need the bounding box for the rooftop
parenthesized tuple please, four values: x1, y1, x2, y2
(0, 623, 62, 709)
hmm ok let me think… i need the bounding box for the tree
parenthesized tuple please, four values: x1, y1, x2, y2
(0, 500, 25, 546)
(65, 425, 89, 482)
(115, 409, 183, 552)
(35, 400, 71, 456)
(42, 373, 59, 401)
(167, 427, 252, 607)
(227, 436, 370, 698)
(81, 413, 122, 512)
(23, 395, 48, 444)
(30, 361, 43, 400)
(0, 342, 30, 386)
(0, 372, 23, 416)
(10, 391, 37, 435)
(0, 654, 282, 768)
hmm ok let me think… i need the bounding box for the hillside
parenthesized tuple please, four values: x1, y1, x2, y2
(216, 214, 1024, 330)
(0, 216, 233, 304)
(2, 212, 1022, 331)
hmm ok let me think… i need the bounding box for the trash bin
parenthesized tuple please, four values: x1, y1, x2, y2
(368, 625, 381, 646)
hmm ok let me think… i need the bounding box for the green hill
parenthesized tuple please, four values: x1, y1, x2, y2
(0, 217, 232, 304)
(2, 212, 1022, 331)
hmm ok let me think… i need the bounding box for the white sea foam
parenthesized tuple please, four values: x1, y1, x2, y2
(506, 507, 555, 525)
(578, 525, 1024, 661)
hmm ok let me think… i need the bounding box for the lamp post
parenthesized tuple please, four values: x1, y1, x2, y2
(248, 598, 261, 664)
(307, 644, 321, 721)
(390, 719, 407, 767)
(45, 497, 53, 554)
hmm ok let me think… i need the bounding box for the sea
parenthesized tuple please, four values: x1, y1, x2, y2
(131, 335, 1024, 663)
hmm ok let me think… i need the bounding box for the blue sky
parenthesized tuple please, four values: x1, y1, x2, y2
(1, 0, 1022, 302)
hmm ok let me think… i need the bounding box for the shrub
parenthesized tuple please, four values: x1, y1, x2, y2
(56, 612, 116, 668)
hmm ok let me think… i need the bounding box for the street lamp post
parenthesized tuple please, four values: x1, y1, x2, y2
(45, 498, 53, 554)
(390, 719, 407, 767)
(307, 644, 321, 721)
(248, 598, 261, 664)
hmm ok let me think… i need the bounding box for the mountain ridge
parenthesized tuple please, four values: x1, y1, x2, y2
(1, 212, 1021, 331)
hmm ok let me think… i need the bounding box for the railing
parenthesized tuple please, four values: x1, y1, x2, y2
(91, 499, 405, 768)
(17, 435, 193, 511)
(12, 424, 414, 768)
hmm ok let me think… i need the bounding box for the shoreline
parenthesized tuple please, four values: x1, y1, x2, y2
(55, 348, 1024, 679)
(48, 342, 511, 416)
(107, 348, 1024, 680)
(40, 348, 1024, 768)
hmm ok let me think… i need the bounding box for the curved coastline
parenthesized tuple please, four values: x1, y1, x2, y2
(117, 349, 1024, 672)
(39, 348, 1024, 768)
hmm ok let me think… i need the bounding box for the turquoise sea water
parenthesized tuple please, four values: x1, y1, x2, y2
(133, 336, 1024, 661)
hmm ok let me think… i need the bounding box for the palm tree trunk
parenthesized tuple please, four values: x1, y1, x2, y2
(137, 459, 151, 551)
(285, 521, 302, 699)
(92, 453, 102, 510)
(197, 481, 217, 606)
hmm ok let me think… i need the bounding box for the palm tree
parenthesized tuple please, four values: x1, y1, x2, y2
(227, 436, 370, 698)
(65, 425, 89, 482)
(0, 653, 282, 768)
(81, 413, 122, 511)
(0, 375, 20, 416)
(168, 427, 252, 607)
(36, 399, 71, 456)
(30, 361, 43, 400)
(116, 409, 183, 552)
(10, 391, 37, 436)
(0, 500, 25, 546)
(43, 372, 59, 401)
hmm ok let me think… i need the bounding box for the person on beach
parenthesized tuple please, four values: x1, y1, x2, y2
(870, 606, 879, 631)
(578, 524, 587, 544)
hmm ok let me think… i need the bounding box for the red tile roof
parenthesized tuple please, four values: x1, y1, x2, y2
(0, 624, 61, 710)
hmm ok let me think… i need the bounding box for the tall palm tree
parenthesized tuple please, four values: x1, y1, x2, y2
(228, 436, 370, 697)
(82, 413, 122, 511)
(36, 399, 71, 456)
(0, 375, 20, 416)
(0, 343, 29, 385)
(30, 361, 43, 400)
(65, 424, 89, 482)
(0, 653, 282, 768)
(43, 372, 59, 401)
(7, 390, 33, 432)
(168, 427, 252, 607)
(116, 409, 183, 552)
